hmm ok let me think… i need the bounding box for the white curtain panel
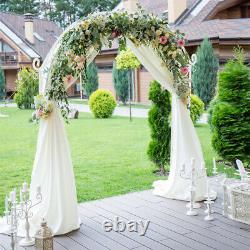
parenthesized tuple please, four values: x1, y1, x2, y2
(127, 40, 216, 201)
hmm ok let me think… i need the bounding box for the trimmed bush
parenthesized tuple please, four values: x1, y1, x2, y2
(14, 67, 38, 109)
(210, 49, 250, 164)
(147, 80, 171, 175)
(89, 89, 116, 118)
(190, 94, 204, 124)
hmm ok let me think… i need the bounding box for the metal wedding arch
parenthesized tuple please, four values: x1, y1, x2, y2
(7, 10, 215, 236)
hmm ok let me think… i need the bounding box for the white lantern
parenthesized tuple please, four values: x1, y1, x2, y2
(35, 219, 53, 250)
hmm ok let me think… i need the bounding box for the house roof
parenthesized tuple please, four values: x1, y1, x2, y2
(176, 0, 250, 43)
(0, 12, 62, 60)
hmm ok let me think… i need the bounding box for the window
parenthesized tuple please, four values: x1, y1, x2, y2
(97, 63, 113, 72)
(0, 40, 15, 52)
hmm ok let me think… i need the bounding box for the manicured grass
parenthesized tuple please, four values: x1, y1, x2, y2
(0, 107, 236, 214)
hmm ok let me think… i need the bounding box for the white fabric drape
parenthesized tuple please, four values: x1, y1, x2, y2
(127, 40, 216, 201)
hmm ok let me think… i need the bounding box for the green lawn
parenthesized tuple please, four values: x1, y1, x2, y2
(0, 107, 236, 214)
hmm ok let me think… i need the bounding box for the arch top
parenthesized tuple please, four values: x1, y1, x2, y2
(45, 9, 190, 119)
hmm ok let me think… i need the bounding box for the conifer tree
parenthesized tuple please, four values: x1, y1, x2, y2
(85, 62, 99, 98)
(0, 65, 5, 100)
(192, 38, 219, 108)
(112, 62, 129, 105)
(211, 48, 250, 164)
(147, 81, 171, 175)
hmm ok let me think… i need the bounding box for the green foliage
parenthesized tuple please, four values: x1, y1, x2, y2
(192, 38, 219, 108)
(85, 62, 99, 97)
(190, 94, 204, 124)
(0, 0, 40, 14)
(0, 65, 5, 100)
(48, 11, 189, 120)
(211, 50, 250, 164)
(116, 48, 141, 70)
(14, 68, 38, 109)
(112, 62, 129, 105)
(89, 89, 116, 118)
(147, 81, 171, 174)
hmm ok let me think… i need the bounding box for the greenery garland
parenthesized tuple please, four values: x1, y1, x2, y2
(46, 9, 190, 119)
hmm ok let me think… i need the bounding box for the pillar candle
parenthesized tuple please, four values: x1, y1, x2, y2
(23, 182, 28, 192)
(20, 188, 23, 202)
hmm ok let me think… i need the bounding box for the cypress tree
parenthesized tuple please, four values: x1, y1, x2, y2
(112, 62, 129, 105)
(0, 65, 5, 100)
(147, 81, 171, 175)
(85, 62, 99, 98)
(192, 38, 219, 108)
(211, 48, 250, 164)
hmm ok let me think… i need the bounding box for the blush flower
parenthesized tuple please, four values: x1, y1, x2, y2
(74, 55, 85, 63)
(159, 35, 168, 45)
(63, 74, 75, 86)
(180, 66, 189, 75)
(177, 39, 185, 47)
(36, 109, 43, 118)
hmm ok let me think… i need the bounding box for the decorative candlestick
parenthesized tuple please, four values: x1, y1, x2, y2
(4, 189, 18, 250)
(204, 199, 214, 221)
(3, 183, 42, 248)
(180, 158, 206, 216)
(204, 180, 214, 214)
(18, 184, 42, 247)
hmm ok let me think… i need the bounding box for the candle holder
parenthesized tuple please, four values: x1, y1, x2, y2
(180, 158, 206, 216)
(4, 183, 42, 248)
(18, 184, 42, 246)
(4, 191, 18, 250)
(204, 199, 214, 221)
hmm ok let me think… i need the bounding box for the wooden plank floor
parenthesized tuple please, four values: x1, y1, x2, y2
(1, 180, 250, 250)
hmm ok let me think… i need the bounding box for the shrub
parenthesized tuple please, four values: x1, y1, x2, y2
(147, 80, 171, 175)
(211, 48, 250, 164)
(112, 62, 129, 104)
(192, 38, 219, 108)
(89, 89, 116, 118)
(0, 65, 5, 100)
(85, 62, 99, 97)
(190, 94, 204, 124)
(14, 67, 38, 109)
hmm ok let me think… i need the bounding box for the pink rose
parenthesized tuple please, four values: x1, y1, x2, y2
(159, 35, 168, 45)
(111, 30, 121, 39)
(180, 66, 189, 75)
(76, 61, 84, 70)
(36, 109, 43, 118)
(177, 39, 185, 47)
(63, 74, 75, 86)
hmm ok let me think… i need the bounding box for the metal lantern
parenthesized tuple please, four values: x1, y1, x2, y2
(35, 219, 54, 250)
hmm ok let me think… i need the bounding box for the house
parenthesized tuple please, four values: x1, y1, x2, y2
(0, 12, 62, 97)
(94, 0, 250, 104)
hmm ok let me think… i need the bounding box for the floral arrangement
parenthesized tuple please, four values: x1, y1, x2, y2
(46, 8, 190, 119)
(32, 95, 53, 122)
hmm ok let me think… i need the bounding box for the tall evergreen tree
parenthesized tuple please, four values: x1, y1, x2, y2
(211, 48, 250, 164)
(0, 65, 5, 100)
(192, 38, 219, 108)
(147, 81, 171, 175)
(85, 62, 99, 98)
(2, 0, 40, 15)
(112, 62, 129, 105)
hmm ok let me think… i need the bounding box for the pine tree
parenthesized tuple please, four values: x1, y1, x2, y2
(112, 62, 129, 105)
(211, 48, 250, 164)
(85, 62, 99, 98)
(0, 65, 5, 100)
(147, 81, 171, 175)
(192, 38, 219, 109)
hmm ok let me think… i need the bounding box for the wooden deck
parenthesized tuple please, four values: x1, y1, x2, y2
(1, 180, 250, 250)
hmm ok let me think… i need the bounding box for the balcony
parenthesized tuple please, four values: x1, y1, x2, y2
(0, 52, 18, 67)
